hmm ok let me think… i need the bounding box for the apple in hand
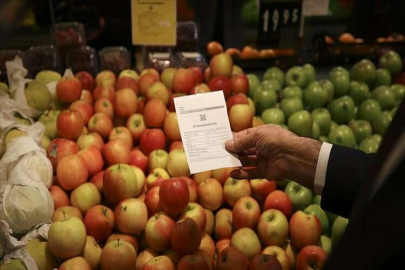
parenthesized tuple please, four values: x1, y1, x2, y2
(232, 196, 261, 229)
(159, 178, 189, 215)
(257, 209, 289, 247)
(289, 211, 322, 249)
(170, 218, 202, 255)
(115, 198, 148, 234)
(100, 239, 137, 270)
(48, 216, 87, 259)
(296, 245, 328, 270)
(216, 246, 249, 270)
(231, 228, 262, 261)
(145, 212, 175, 252)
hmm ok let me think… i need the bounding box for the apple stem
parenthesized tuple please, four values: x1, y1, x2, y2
(117, 238, 120, 246)
(103, 208, 108, 216)
(118, 164, 121, 170)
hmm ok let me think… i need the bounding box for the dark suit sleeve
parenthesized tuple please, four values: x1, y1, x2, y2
(320, 145, 375, 218)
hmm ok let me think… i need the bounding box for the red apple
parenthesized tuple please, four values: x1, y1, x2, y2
(249, 254, 283, 270)
(143, 99, 167, 128)
(193, 170, 212, 185)
(47, 138, 79, 169)
(80, 90, 93, 106)
(204, 67, 211, 83)
(129, 148, 148, 172)
(142, 256, 175, 270)
(49, 185, 69, 209)
(264, 190, 293, 218)
(137, 96, 145, 114)
(215, 209, 233, 240)
(106, 234, 139, 253)
(163, 112, 180, 141)
(88, 112, 113, 139)
(231, 74, 249, 95)
(113, 116, 127, 127)
(182, 176, 198, 203)
(224, 178, 251, 207)
(232, 65, 244, 76)
(90, 170, 104, 192)
(77, 145, 104, 176)
(102, 139, 130, 165)
(204, 209, 214, 235)
(77, 132, 104, 151)
(180, 203, 207, 234)
(170, 218, 201, 255)
(212, 167, 234, 185)
(207, 41, 224, 56)
(198, 178, 223, 211)
(257, 209, 289, 247)
(145, 212, 175, 252)
(232, 196, 261, 229)
(177, 254, 209, 270)
(116, 77, 139, 94)
(126, 113, 146, 142)
(209, 76, 231, 99)
(210, 53, 233, 78)
(169, 141, 184, 152)
(113, 88, 137, 118)
(229, 104, 253, 132)
(93, 86, 115, 102)
(75, 71, 94, 92)
(145, 186, 162, 217)
(115, 198, 148, 234)
(199, 233, 216, 257)
(70, 100, 94, 125)
(159, 178, 189, 215)
(216, 239, 231, 254)
(52, 206, 83, 222)
(94, 97, 114, 119)
(95, 70, 116, 87)
(146, 81, 169, 105)
(226, 93, 249, 112)
(289, 211, 322, 249)
(56, 77, 82, 103)
(119, 69, 140, 81)
(139, 73, 160, 96)
(103, 163, 138, 204)
(140, 129, 166, 156)
(57, 154, 88, 191)
(100, 239, 137, 270)
(59, 256, 92, 270)
(172, 68, 197, 95)
(84, 205, 114, 241)
(216, 246, 249, 270)
(250, 179, 276, 203)
(141, 68, 159, 78)
(190, 67, 204, 85)
(136, 248, 158, 270)
(296, 245, 327, 270)
(57, 110, 84, 140)
(109, 126, 133, 149)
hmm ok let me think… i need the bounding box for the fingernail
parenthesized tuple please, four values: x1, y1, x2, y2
(225, 139, 234, 148)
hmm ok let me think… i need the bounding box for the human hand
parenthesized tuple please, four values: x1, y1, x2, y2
(225, 124, 322, 189)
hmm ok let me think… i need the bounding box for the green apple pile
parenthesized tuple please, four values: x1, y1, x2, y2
(0, 50, 403, 270)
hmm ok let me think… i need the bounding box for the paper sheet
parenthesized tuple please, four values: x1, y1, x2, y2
(174, 91, 241, 174)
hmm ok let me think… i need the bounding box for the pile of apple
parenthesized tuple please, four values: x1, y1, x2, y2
(1, 47, 404, 270)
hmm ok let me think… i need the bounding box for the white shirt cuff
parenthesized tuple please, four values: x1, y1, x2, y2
(314, 142, 333, 195)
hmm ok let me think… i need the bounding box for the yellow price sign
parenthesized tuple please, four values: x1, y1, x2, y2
(131, 0, 177, 46)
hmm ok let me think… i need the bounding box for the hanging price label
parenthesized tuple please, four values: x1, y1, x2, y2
(258, 0, 302, 48)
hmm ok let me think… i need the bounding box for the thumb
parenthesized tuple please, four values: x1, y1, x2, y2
(225, 131, 256, 153)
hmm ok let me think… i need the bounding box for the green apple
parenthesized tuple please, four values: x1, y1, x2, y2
(285, 67, 307, 88)
(348, 120, 372, 144)
(35, 70, 62, 85)
(312, 108, 332, 136)
(282, 86, 303, 99)
(25, 81, 52, 112)
(391, 106, 398, 117)
(328, 95, 356, 124)
(348, 81, 370, 106)
(25, 239, 59, 270)
(319, 235, 332, 255)
(41, 135, 51, 151)
(304, 204, 329, 235)
(320, 136, 329, 143)
(331, 217, 348, 247)
(261, 108, 285, 125)
(288, 110, 313, 137)
(284, 181, 313, 211)
(263, 67, 285, 87)
(277, 179, 291, 189)
(379, 50, 403, 76)
(319, 79, 335, 103)
(373, 68, 391, 87)
(14, 114, 31, 125)
(247, 74, 261, 98)
(357, 99, 382, 122)
(313, 195, 321, 205)
(390, 84, 405, 101)
(330, 121, 338, 132)
(161, 68, 176, 88)
(0, 82, 9, 95)
(312, 121, 320, 139)
(326, 212, 338, 228)
(329, 67, 350, 97)
(302, 64, 316, 86)
(359, 135, 381, 153)
(261, 79, 282, 96)
(370, 86, 396, 110)
(0, 259, 27, 270)
(328, 125, 357, 148)
(304, 81, 328, 109)
(38, 110, 60, 139)
(350, 59, 376, 86)
(253, 88, 277, 114)
(280, 97, 304, 120)
(372, 111, 392, 135)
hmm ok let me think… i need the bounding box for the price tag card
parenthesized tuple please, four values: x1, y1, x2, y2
(131, 0, 177, 46)
(258, 0, 302, 48)
(174, 91, 241, 174)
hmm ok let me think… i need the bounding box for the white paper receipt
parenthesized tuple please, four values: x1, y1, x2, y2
(174, 91, 242, 174)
